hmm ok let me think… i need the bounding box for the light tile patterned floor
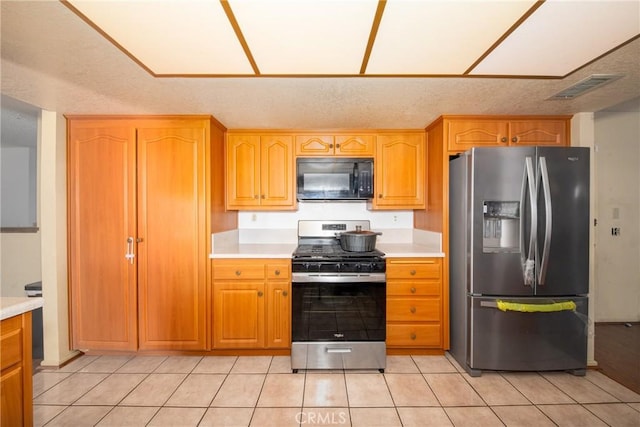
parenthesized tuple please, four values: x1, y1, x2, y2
(33, 353, 640, 426)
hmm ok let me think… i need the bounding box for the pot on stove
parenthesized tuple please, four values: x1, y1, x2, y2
(337, 225, 382, 252)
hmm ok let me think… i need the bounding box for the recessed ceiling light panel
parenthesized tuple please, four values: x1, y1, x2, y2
(469, 1, 640, 76)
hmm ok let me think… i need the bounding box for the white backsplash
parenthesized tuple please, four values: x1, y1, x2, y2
(238, 201, 413, 231)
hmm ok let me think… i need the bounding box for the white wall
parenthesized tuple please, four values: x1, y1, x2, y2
(0, 231, 42, 296)
(237, 201, 414, 243)
(593, 109, 640, 322)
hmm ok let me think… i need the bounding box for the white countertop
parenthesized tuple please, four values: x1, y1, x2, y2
(377, 242, 444, 258)
(210, 243, 298, 259)
(210, 242, 443, 259)
(1, 297, 44, 321)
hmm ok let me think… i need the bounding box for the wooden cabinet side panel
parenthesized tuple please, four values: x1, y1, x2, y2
(210, 122, 237, 233)
(226, 135, 260, 208)
(137, 124, 207, 350)
(67, 120, 138, 351)
(261, 135, 295, 207)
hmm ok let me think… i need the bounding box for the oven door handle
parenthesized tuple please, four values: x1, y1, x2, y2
(326, 348, 352, 353)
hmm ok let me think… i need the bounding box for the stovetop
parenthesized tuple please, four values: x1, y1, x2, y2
(292, 243, 385, 259)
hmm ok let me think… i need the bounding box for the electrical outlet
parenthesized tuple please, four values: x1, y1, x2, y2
(251, 213, 257, 222)
(611, 227, 620, 236)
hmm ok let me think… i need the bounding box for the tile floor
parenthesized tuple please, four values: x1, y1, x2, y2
(33, 353, 640, 426)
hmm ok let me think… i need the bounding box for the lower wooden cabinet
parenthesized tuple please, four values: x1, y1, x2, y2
(386, 258, 443, 349)
(212, 259, 291, 349)
(1, 312, 33, 427)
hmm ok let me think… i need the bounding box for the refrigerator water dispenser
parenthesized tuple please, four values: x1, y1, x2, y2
(483, 201, 519, 252)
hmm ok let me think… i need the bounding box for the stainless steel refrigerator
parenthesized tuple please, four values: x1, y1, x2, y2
(449, 146, 590, 377)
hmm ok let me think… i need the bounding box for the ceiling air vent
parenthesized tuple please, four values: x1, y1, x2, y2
(548, 74, 624, 100)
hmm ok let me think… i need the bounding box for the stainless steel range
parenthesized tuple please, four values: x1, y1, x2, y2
(291, 220, 386, 372)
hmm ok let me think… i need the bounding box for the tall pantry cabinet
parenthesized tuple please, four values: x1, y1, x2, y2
(67, 116, 235, 351)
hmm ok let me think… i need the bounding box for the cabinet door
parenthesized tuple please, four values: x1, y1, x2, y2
(266, 281, 291, 348)
(295, 135, 334, 156)
(447, 119, 509, 153)
(334, 135, 375, 157)
(374, 134, 425, 209)
(226, 134, 261, 208)
(68, 120, 138, 351)
(260, 135, 295, 208)
(137, 123, 207, 350)
(509, 120, 569, 146)
(1, 365, 24, 427)
(213, 282, 265, 348)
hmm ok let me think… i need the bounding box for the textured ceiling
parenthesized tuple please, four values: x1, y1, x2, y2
(1, 1, 640, 130)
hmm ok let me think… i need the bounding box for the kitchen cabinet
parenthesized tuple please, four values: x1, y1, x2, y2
(386, 258, 443, 350)
(226, 134, 295, 210)
(371, 133, 425, 209)
(1, 312, 33, 427)
(68, 116, 235, 351)
(446, 116, 570, 153)
(414, 114, 574, 352)
(212, 259, 291, 349)
(295, 134, 375, 157)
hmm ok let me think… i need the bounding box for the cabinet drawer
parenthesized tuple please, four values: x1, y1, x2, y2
(387, 324, 442, 347)
(386, 259, 441, 279)
(387, 280, 440, 296)
(1, 316, 23, 371)
(266, 264, 290, 280)
(387, 298, 440, 322)
(213, 261, 265, 280)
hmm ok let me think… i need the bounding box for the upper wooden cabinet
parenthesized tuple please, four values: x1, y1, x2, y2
(226, 134, 296, 210)
(67, 116, 234, 352)
(446, 116, 571, 153)
(295, 134, 375, 157)
(371, 133, 425, 209)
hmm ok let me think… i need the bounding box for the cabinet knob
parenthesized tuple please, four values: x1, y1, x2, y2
(235, 270, 241, 276)
(410, 270, 416, 276)
(378, 194, 383, 198)
(511, 136, 518, 143)
(410, 333, 417, 340)
(261, 195, 265, 199)
(254, 195, 259, 199)
(282, 290, 288, 297)
(501, 136, 508, 143)
(335, 143, 340, 149)
(329, 143, 334, 148)
(275, 269, 280, 276)
(410, 306, 416, 314)
(257, 291, 263, 297)
(410, 287, 417, 293)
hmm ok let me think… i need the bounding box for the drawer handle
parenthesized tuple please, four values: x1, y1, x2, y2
(410, 306, 416, 314)
(257, 291, 263, 297)
(235, 270, 241, 276)
(410, 333, 417, 340)
(501, 136, 508, 143)
(275, 269, 280, 276)
(410, 270, 416, 276)
(282, 290, 288, 297)
(512, 136, 519, 143)
(410, 287, 417, 293)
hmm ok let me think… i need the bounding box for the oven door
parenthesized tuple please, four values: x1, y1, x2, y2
(292, 280, 386, 342)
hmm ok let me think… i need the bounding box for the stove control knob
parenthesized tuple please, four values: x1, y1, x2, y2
(303, 263, 311, 271)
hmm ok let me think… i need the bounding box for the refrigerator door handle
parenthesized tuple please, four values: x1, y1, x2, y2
(520, 157, 537, 287)
(538, 156, 552, 286)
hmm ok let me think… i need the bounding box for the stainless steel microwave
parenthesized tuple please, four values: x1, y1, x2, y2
(296, 158, 374, 201)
